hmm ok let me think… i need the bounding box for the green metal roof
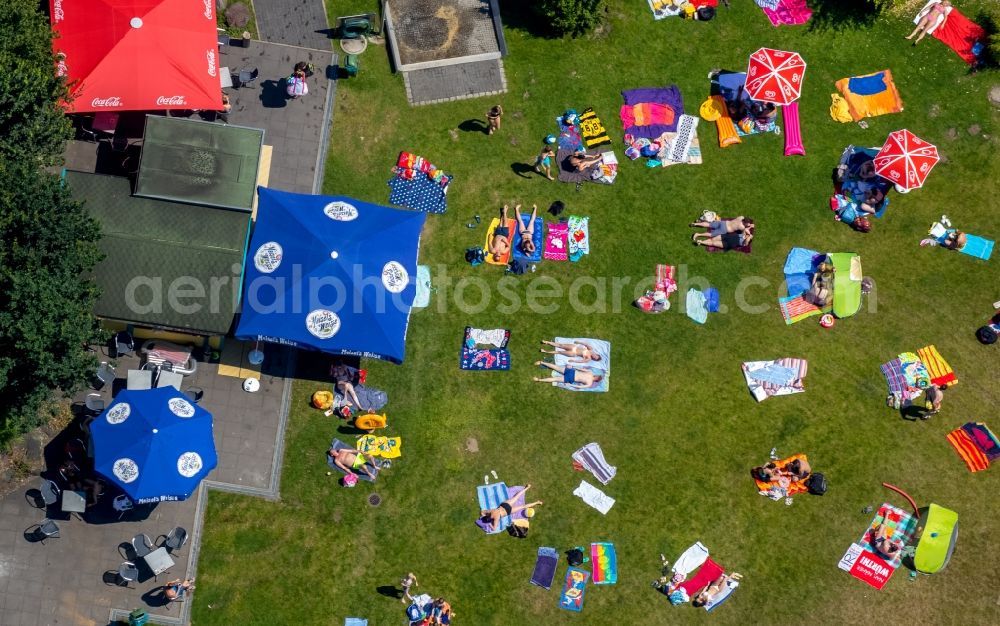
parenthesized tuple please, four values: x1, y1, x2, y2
(134, 116, 264, 211)
(65, 171, 250, 335)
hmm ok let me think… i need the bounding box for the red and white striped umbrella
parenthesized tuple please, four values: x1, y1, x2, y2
(745, 48, 806, 106)
(874, 129, 940, 191)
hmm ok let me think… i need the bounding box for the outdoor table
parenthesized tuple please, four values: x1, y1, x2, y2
(143, 546, 175, 578)
(61, 489, 87, 519)
(156, 371, 183, 390)
(92, 112, 120, 135)
(127, 369, 153, 391)
(220, 67, 233, 89)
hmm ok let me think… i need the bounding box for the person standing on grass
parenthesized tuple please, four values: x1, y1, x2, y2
(486, 104, 504, 135)
(400, 572, 418, 603)
(534, 141, 556, 180)
(922, 385, 944, 418)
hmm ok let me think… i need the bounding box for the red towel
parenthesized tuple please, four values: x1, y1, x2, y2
(676, 558, 725, 596)
(946, 429, 990, 472)
(932, 8, 986, 64)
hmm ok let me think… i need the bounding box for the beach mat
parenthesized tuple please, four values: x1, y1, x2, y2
(327, 439, 380, 482)
(513, 216, 544, 263)
(556, 149, 599, 184)
(552, 337, 610, 392)
(558, 567, 589, 612)
(530, 547, 559, 590)
(460, 326, 510, 371)
(483, 218, 516, 266)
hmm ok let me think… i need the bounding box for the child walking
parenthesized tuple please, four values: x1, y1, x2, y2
(400, 572, 419, 603)
(486, 104, 503, 135)
(534, 140, 556, 180)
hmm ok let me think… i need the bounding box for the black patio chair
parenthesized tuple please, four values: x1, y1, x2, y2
(92, 361, 116, 390)
(28, 519, 60, 543)
(117, 561, 139, 587)
(40, 479, 60, 508)
(159, 527, 189, 556)
(233, 68, 259, 89)
(132, 533, 154, 559)
(112, 331, 135, 358)
(183, 387, 204, 404)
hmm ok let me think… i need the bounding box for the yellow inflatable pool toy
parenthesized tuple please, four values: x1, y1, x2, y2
(354, 412, 387, 432)
(312, 390, 333, 410)
(699, 97, 723, 122)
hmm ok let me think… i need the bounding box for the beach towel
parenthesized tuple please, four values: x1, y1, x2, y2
(579, 107, 612, 148)
(620, 86, 684, 139)
(334, 382, 388, 413)
(591, 542, 617, 585)
(778, 295, 823, 325)
(557, 115, 583, 151)
(657, 117, 703, 167)
(743, 358, 807, 402)
(674, 558, 725, 600)
(958, 234, 994, 260)
(834, 70, 904, 122)
(927, 3, 986, 64)
(946, 428, 990, 472)
(839, 504, 917, 589)
(460, 326, 510, 371)
(760, 0, 812, 26)
(530, 547, 559, 590)
(783, 247, 822, 297)
(753, 453, 811, 496)
(573, 480, 615, 515)
(413, 265, 431, 308)
(591, 151, 618, 184)
(672, 542, 710, 577)
(704, 580, 737, 611)
(558, 567, 589, 612)
(344, 619, 368, 626)
(572, 442, 617, 485)
(916, 345, 957, 387)
(513, 216, 544, 263)
(962, 422, 1000, 461)
(686, 288, 708, 324)
(556, 149, 601, 184)
(483, 218, 517, 266)
(327, 439, 380, 482)
(551, 336, 610, 392)
(544, 222, 569, 261)
(356, 434, 402, 459)
(476, 483, 528, 534)
(648, 0, 684, 19)
(567, 215, 590, 261)
(899, 352, 931, 391)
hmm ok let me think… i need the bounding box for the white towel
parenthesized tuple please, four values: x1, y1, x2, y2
(672, 541, 710, 577)
(573, 480, 615, 515)
(572, 442, 617, 485)
(469, 328, 506, 348)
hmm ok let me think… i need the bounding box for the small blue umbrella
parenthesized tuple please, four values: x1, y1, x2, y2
(91, 387, 218, 504)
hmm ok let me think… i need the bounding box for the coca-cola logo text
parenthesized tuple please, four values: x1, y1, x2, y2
(91, 96, 123, 108)
(56, 58, 68, 77)
(156, 95, 188, 106)
(207, 50, 217, 77)
(53, 0, 64, 22)
(203, 0, 213, 18)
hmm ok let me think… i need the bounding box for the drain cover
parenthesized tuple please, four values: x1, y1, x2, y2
(368, 493, 382, 507)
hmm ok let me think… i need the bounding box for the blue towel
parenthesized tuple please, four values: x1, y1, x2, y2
(748, 364, 797, 386)
(960, 234, 994, 260)
(686, 288, 708, 324)
(513, 217, 544, 263)
(387, 176, 448, 214)
(847, 72, 887, 96)
(345, 619, 368, 626)
(476, 483, 512, 534)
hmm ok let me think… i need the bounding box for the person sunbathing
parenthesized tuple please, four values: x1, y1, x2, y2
(478, 483, 542, 532)
(489, 205, 512, 261)
(539, 340, 601, 363)
(690, 215, 749, 236)
(871, 521, 905, 559)
(784, 458, 811, 481)
(942, 230, 967, 250)
(328, 447, 377, 480)
(532, 361, 603, 389)
(804, 267, 833, 307)
(691, 572, 743, 608)
(568, 150, 604, 172)
(164, 578, 195, 601)
(515, 204, 538, 255)
(907, 0, 951, 45)
(692, 220, 754, 250)
(330, 363, 365, 411)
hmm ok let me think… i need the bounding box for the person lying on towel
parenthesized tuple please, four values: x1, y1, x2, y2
(532, 361, 603, 389)
(489, 205, 512, 262)
(691, 217, 754, 250)
(328, 446, 377, 480)
(692, 572, 743, 608)
(539, 340, 603, 364)
(515, 204, 538, 256)
(754, 457, 811, 483)
(870, 520, 905, 559)
(478, 484, 542, 533)
(568, 150, 604, 172)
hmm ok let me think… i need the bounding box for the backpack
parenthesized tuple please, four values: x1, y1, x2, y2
(507, 259, 528, 275)
(465, 247, 485, 266)
(806, 472, 828, 495)
(976, 325, 998, 345)
(507, 522, 529, 538)
(566, 548, 584, 566)
(696, 6, 716, 21)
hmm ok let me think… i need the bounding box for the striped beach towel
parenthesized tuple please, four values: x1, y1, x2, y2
(572, 442, 617, 485)
(743, 358, 807, 401)
(579, 107, 611, 148)
(779, 295, 822, 324)
(880, 358, 907, 403)
(947, 428, 990, 472)
(917, 345, 957, 387)
(476, 482, 526, 534)
(962, 422, 1000, 461)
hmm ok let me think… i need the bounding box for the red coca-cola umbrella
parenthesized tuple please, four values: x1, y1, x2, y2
(745, 48, 806, 106)
(50, 0, 223, 113)
(874, 129, 940, 191)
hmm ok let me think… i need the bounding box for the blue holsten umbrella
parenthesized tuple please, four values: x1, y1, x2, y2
(235, 187, 427, 364)
(91, 387, 218, 504)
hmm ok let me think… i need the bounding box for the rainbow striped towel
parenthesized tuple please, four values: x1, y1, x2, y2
(778, 295, 823, 325)
(947, 428, 990, 472)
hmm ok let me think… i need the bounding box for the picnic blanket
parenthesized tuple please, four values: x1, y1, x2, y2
(591, 542, 617, 584)
(579, 107, 612, 148)
(620, 86, 683, 139)
(834, 70, 904, 122)
(742, 358, 807, 402)
(573, 480, 615, 514)
(512, 216, 544, 263)
(838, 503, 918, 589)
(753, 453, 811, 497)
(567, 215, 590, 261)
(572, 442, 616, 485)
(327, 439, 380, 482)
(759, 0, 812, 26)
(476, 483, 528, 534)
(530, 547, 559, 590)
(556, 149, 599, 184)
(552, 337, 609, 392)
(916, 345, 957, 387)
(460, 326, 510, 371)
(544, 222, 569, 261)
(558, 567, 589, 612)
(356, 435, 401, 459)
(925, 2, 987, 65)
(388, 152, 451, 213)
(947, 427, 990, 472)
(483, 217, 517, 266)
(778, 295, 824, 325)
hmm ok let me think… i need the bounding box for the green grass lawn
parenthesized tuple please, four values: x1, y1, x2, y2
(194, 1, 1000, 623)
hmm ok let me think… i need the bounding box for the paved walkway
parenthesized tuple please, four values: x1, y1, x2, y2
(253, 0, 333, 51)
(403, 58, 507, 105)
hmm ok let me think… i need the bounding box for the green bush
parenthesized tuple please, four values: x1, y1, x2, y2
(537, 0, 606, 37)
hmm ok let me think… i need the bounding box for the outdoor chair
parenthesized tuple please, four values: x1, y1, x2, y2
(29, 519, 60, 543)
(117, 561, 139, 587)
(113, 495, 134, 520)
(160, 527, 188, 555)
(112, 331, 135, 358)
(217, 27, 230, 48)
(132, 533, 154, 559)
(233, 68, 259, 89)
(64, 437, 87, 460)
(93, 361, 116, 390)
(84, 393, 105, 416)
(40, 479, 60, 508)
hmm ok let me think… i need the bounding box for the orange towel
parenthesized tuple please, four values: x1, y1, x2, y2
(917, 345, 957, 388)
(834, 70, 903, 122)
(753, 453, 810, 496)
(947, 429, 989, 472)
(712, 95, 741, 148)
